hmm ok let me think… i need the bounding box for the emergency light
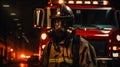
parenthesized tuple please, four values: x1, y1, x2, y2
(49, 0, 109, 5)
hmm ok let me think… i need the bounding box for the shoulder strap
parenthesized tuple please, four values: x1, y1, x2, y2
(46, 41, 52, 67)
(72, 34, 81, 67)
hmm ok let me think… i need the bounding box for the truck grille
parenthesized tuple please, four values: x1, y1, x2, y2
(86, 39, 108, 57)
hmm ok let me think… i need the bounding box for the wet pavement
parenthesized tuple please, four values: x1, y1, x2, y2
(2, 61, 39, 67)
(1, 60, 120, 67)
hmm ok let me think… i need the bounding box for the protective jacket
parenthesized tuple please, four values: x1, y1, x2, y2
(39, 36, 97, 67)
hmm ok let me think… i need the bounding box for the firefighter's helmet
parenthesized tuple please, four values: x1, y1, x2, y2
(51, 4, 74, 27)
(47, 4, 75, 42)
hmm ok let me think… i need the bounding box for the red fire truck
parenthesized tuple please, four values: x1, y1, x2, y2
(34, 0, 120, 62)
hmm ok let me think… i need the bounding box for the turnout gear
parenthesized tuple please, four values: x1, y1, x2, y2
(40, 4, 97, 67)
(40, 35, 97, 67)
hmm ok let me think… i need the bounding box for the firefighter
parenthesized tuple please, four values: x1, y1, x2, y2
(39, 4, 97, 67)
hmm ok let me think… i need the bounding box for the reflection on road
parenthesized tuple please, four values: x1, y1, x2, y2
(19, 63, 28, 67)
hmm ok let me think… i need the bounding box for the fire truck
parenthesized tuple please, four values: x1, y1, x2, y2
(34, 0, 120, 63)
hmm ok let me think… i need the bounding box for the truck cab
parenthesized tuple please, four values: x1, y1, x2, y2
(34, 0, 120, 61)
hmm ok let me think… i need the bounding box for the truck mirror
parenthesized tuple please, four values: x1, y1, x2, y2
(34, 8, 44, 29)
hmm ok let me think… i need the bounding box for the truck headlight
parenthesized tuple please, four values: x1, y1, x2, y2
(42, 45, 46, 49)
(116, 34, 120, 41)
(113, 46, 117, 51)
(112, 53, 119, 58)
(112, 46, 120, 50)
(41, 33, 47, 40)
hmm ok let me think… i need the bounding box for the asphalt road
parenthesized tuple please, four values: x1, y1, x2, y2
(2, 60, 120, 67)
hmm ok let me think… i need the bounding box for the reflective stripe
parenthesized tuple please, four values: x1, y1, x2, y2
(49, 57, 73, 64)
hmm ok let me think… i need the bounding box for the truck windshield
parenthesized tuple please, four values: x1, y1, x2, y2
(72, 9, 119, 29)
